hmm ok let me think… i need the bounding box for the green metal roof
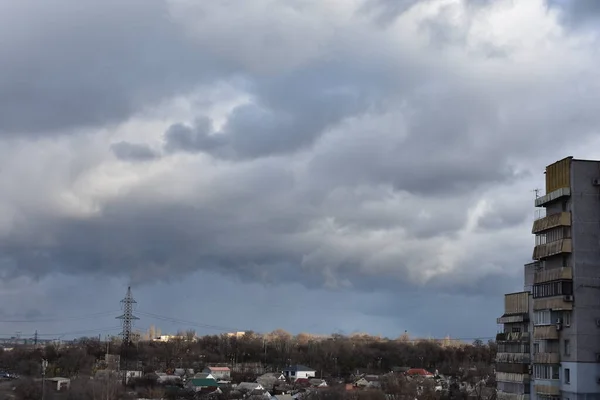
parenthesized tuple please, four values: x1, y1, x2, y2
(189, 378, 219, 387)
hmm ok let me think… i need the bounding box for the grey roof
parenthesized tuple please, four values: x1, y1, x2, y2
(283, 365, 315, 372)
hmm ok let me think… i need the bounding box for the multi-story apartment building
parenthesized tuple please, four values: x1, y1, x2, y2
(496, 291, 532, 400)
(497, 157, 600, 400)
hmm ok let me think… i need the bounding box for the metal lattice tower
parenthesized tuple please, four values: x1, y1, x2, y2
(116, 286, 139, 345)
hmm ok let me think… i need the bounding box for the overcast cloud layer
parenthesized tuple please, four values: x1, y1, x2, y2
(1, 0, 600, 339)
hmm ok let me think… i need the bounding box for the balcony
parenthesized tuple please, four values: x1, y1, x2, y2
(497, 352, 530, 364)
(497, 393, 529, 400)
(533, 239, 572, 260)
(497, 314, 529, 324)
(534, 352, 560, 364)
(496, 372, 530, 383)
(504, 292, 530, 315)
(535, 187, 571, 207)
(534, 384, 560, 396)
(496, 332, 530, 342)
(534, 267, 572, 284)
(533, 296, 573, 311)
(532, 212, 571, 234)
(533, 326, 559, 340)
(496, 363, 530, 374)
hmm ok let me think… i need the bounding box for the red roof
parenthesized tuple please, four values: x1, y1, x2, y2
(208, 367, 231, 371)
(406, 368, 433, 376)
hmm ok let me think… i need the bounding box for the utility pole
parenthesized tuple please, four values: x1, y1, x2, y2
(41, 359, 48, 400)
(34, 330, 38, 347)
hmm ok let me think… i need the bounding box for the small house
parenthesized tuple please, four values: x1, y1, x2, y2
(283, 365, 316, 381)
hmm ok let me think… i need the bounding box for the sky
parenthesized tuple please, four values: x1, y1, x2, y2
(1, 0, 600, 341)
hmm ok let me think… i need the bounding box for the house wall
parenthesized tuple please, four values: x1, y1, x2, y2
(284, 370, 315, 380)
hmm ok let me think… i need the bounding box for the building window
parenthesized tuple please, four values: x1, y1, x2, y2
(534, 342, 540, 354)
(563, 311, 571, 326)
(534, 310, 552, 325)
(564, 340, 571, 356)
(564, 368, 570, 384)
(533, 280, 573, 298)
(534, 365, 560, 380)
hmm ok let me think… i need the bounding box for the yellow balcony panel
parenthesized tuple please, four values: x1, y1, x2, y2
(532, 212, 571, 234)
(533, 239, 572, 260)
(545, 157, 571, 194)
(496, 372, 530, 383)
(533, 325, 559, 340)
(534, 353, 560, 364)
(535, 384, 560, 396)
(504, 292, 530, 315)
(533, 297, 573, 311)
(534, 267, 572, 284)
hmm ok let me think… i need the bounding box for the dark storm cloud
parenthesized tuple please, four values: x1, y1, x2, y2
(163, 117, 224, 154)
(2, 0, 600, 340)
(164, 61, 394, 160)
(110, 141, 159, 162)
(0, 0, 229, 135)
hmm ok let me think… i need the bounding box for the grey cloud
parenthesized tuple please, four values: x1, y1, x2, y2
(3, 0, 600, 339)
(163, 63, 382, 159)
(548, 0, 600, 25)
(163, 117, 225, 154)
(111, 141, 159, 162)
(0, 0, 229, 135)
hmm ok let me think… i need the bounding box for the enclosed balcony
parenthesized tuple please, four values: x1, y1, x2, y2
(534, 267, 572, 284)
(532, 212, 571, 234)
(534, 384, 560, 396)
(534, 352, 560, 364)
(497, 352, 531, 364)
(497, 393, 529, 400)
(496, 332, 530, 342)
(533, 239, 572, 260)
(533, 326, 559, 340)
(533, 296, 573, 311)
(497, 363, 530, 374)
(496, 372, 530, 383)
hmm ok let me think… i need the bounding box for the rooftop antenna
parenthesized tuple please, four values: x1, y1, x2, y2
(532, 188, 541, 199)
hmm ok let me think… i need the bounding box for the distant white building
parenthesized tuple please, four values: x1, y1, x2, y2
(283, 365, 316, 381)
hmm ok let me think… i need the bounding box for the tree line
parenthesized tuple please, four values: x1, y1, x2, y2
(0, 330, 496, 380)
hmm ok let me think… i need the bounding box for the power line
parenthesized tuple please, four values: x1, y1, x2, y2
(136, 310, 240, 332)
(0, 310, 120, 323)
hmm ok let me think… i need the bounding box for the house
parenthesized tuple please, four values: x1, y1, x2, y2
(257, 372, 286, 389)
(308, 378, 327, 388)
(406, 368, 434, 378)
(273, 395, 295, 400)
(204, 366, 231, 380)
(194, 372, 216, 380)
(283, 365, 315, 381)
(46, 377, 70, 391)
(354, 375, 381, 389)
(187, 378, 220, 392)
(237, 382, 265, 392)
(156, 372, 182, 384)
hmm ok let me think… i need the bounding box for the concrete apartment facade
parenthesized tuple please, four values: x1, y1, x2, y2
(497, 157, 600, 400)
